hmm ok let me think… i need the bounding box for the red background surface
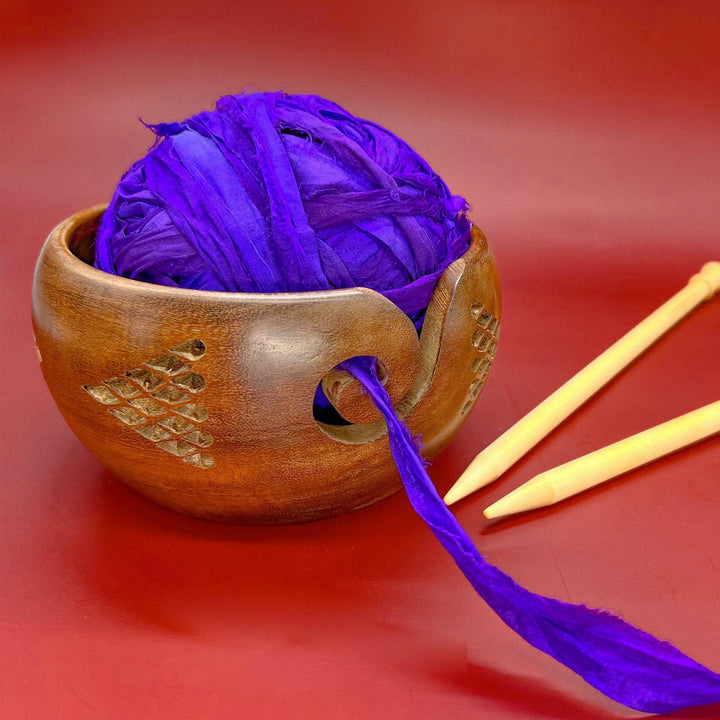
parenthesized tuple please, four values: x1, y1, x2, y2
(2, 2, 719, 718)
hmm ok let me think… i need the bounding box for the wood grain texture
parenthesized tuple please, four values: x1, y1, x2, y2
(32, 206, 501, 523)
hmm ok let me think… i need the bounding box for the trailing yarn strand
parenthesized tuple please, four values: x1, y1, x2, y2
(343, 356, 720, 714)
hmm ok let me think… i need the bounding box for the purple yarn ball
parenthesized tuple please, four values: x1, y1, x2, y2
(94, 92, 471, 321)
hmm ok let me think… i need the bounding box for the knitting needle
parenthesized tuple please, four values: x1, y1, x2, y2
(444, 261, 720, 505)
(483, 400, 720, 519)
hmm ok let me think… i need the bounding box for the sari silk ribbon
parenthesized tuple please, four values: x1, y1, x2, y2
(343, 357, 720, 714)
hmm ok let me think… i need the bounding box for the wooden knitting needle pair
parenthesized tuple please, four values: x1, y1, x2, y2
(444, 261, 720, 517)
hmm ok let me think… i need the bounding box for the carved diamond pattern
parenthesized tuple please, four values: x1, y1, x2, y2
(462, 303, 500, 415)
(82, 339, 215, 469)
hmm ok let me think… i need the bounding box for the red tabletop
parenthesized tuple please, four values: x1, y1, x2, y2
(2, 2, 719, 718)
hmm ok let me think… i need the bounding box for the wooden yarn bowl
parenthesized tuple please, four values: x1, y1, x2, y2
(32, 206, 501, 524)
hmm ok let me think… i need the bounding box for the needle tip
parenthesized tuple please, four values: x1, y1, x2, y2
(482, 478, 555, 519)
(444, 460, 503, 506)
(443, 487, 461, 506)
